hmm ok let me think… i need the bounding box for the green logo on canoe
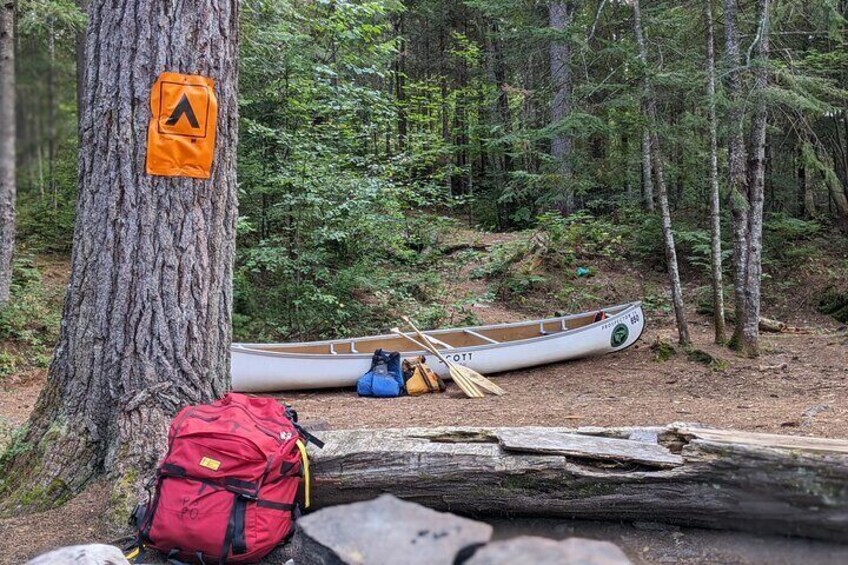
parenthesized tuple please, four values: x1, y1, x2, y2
(610, 323, 629, 347)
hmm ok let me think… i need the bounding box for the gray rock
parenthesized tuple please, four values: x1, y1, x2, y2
(26, 544, 130, 565)
(466, 536, 631, 565)
(292, 494, 493, 565)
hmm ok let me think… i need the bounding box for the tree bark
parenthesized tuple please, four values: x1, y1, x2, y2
(46, 16, 57, 206)
(549, 2, 575, 214)
(824, 152, 848, 231)
(632, 0, 689, 344)
(393, 13, 407, 152)
(75, 0, 90, 127)
(0, 0, 14, 307)
(308, 425, 848, 542)
(0, 0, 239, 517)
(723, 0, 749, 350)
(640, 127, 654, 211)
(486, 21, 512, 228)
(798, 142, 817, 218)
(739, 0, 770, 357)
(704, 0, 725, 344)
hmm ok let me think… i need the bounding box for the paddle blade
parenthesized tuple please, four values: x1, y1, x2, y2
(449, 366, 484, 398)
(455, 365, 505, 396)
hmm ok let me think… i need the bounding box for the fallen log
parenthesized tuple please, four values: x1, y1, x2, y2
(758, 316, 815, 334)
(308, 424, 848, 543)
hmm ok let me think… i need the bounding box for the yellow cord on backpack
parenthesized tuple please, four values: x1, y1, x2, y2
(295, 439, 311, 508)
(125, 546, 140, 560)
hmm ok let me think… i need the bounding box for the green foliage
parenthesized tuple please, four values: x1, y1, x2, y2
(474, 212, 628, 303)
(0, 425, 32, 466)
(0, 258, 63, 378)
(818, 287, 848, 323)
(651, 339, 677, 362)
(0, 257, 60, 345)
(10, 0, 848, 349)
(17, 190, 77, 253)
(763, 213, 823, 264)
(0, 352, 15, 379)
(236, 0, 469, 340)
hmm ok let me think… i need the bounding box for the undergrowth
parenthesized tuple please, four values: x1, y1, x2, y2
(0, 257, 63, 379)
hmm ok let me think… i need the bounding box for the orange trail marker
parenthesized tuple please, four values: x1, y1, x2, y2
(146, 72, 218, 179)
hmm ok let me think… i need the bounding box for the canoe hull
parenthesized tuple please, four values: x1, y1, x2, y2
(231, 303, 645, 392)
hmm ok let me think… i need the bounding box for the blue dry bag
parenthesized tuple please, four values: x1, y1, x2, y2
(356, 349, 404, 398)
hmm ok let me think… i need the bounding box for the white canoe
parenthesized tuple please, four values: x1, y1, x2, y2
(231, 302, 645, 392)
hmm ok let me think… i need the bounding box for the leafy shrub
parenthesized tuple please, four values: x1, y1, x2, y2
(0, 352, 15, 378)
(474, 212, 628, 302)
(818, 287, 848, 323)
(0, 258, 62, 353)
(631, 215, 733, 274)
(763, 214, 823, 264)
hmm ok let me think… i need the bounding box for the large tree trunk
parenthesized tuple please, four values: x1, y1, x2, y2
(739, 0, 770, 356)
(704, 0, 725, 344)
(632, 0, 689, 344)
(0, 0, 239, 517)
(0, 0, 14, 307)
(723, 0, 749, 350)
(308, 425, 848, 542)
(549, 2, 575, 214)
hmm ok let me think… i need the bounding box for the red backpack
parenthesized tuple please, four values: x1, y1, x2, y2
(133, 393, 322, 563)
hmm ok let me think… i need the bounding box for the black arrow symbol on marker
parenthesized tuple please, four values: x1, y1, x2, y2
(165, 94, 200, 128)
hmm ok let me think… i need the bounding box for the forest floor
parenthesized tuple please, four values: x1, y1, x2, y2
(0, 231, 846, 563)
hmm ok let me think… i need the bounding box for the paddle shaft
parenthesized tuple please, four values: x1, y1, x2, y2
(395, 322, 483, 398)
(390, 328, 439, 356)
(400, 317, 456, 368)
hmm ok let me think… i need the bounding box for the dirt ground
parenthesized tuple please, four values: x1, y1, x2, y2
(285, 321, 848, 436)
(1, 311, 846, 563)
(0, 247, 846, 563)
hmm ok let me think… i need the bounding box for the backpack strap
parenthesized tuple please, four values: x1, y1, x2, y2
(295, 439, 312, 508)
(293, 422, 325, 449)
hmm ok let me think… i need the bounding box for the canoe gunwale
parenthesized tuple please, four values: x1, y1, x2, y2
(232, 301, 643, 361)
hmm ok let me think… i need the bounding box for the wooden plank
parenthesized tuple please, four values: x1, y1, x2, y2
(496, 429, 683, 468)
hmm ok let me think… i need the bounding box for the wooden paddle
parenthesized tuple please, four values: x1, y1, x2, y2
(392, 324, 504, 396)
(391, 327, 482, 398)
(393, 322, 504, 396)
(399, 317, 504, 397)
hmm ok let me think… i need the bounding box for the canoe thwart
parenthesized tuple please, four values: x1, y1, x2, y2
(464, 329, 500, 345)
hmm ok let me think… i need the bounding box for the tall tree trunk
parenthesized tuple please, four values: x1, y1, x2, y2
(641, 127, 655, 211)
(549, 2, 575, 214)
(0, 0, 14, 307)
(0, 0, 239, 517)
(822, 148, 848, 232)
(486, 22, 512, 217)
(723, 0, 749, 350)
(486, 22, 513, 229)
(704, 0, 725, 344)
(75, 0, 89, 126)
(799, 139, 816, 218)
(739, 0, 770, 357)
(47, 17, 57, 207)
(393, 13, 407, 152)
(632, 0, 690, 344)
